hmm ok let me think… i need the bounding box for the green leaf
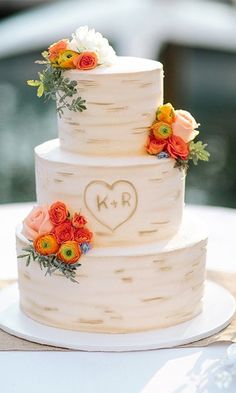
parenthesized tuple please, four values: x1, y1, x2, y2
(27, 52, 87, 115)
(37, 83, 44, 97)
(27, 79, 41, 87)
(17, 243, 80, 283)
(189, 140, 210, 165)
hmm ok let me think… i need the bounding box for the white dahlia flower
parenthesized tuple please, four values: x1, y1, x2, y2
(68, 26, 116, 65)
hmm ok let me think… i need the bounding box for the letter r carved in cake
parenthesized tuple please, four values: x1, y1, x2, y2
(84, 180, 138, 231)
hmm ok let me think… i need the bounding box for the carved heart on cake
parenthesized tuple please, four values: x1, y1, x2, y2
(84, 180, 138, 231)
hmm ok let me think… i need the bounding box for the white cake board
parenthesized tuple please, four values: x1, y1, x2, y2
(0, 281, 235, 352)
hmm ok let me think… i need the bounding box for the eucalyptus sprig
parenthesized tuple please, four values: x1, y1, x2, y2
(18, 244, 81, 283)
(27, 52, 86, 117)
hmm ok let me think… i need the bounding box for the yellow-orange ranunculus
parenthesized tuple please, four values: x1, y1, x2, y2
(48, 40, 68, 62)
(151, 121, 173, 140)
(57, 241, 81, 264)
(51, 50, 79, 69)
(156, 103, 176, 124)
(34, 234, 59, 256)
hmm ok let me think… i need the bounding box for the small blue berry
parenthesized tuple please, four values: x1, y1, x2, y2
(80, 242, 91, 254)
(156, 151, 169, 159)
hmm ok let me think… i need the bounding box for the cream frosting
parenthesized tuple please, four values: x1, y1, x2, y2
(16, 214, 207, 333)
(57, 56, 163, 156)
(16, 54, 208, 334)
(35, 139, 185, 247)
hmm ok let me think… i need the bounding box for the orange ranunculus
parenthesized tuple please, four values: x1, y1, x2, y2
(146, 134, 167, 155)
(151, 121, 173, 140)
(57, 241, 81, 264)
(73, 51, 98, 70)
(49, 201, 68, 226)
(48, 40, 68, 62)
(156, 103, 176, 124)
(52, 50, 79, 69)
(166, 135, 189, 160)
(34, 234, 59, 256)
(72, 213, 87, 229)
(73, 227, 93, 244)
(54, 221, 74, 244)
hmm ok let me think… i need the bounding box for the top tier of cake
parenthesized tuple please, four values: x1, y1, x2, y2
(58, 56, 163, 156)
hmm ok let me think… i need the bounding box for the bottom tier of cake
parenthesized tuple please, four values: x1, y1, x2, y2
(16, 214, 207, 333)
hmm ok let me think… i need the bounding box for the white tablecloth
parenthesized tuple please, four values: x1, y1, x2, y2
(0, 202, 236, 393)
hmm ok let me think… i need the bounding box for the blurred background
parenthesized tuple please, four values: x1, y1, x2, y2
(0, 0, 236, 207)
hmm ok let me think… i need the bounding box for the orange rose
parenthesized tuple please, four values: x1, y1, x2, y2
(74, 227, 93, 243)
(73, 51, 98, 70)
(34, 234, 59, 256)
(54, 221, 74, 244)
(57, 241, 81, 264)
(72, 213, 87, 228)
(146, 135, 167, 155)
(49, 201, 68, 225)
(48, 40, 68, 62)
(166, 135, 189, 160)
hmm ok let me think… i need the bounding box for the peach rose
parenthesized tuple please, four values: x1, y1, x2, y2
(34, 234, 59, 256)
(167, 135, 189, 160)
(49, 201, 68, 226)
(54, 221, 74, 244)
(73, 51, 98, 70)
(172, 110, 199, 143)
(146, 135, 167, 155)
(73, 227, 93, 244)
(22, 205, 53, 241)
(72, 213, 87, 228)
(48, 39, 68, 62)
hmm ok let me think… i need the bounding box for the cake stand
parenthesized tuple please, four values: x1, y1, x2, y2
(0, 281, 235, 352)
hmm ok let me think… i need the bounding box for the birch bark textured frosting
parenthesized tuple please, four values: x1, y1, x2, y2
(17, 39, 208, 335)
(35, 139, 185, 247)
(58, 57, 163, 156)
(17, 214, 207, 333)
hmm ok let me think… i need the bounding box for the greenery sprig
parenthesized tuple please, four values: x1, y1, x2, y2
(175, 140, 210, 172)
(27, 52, 86, 117)
(18, 244, 81, 283)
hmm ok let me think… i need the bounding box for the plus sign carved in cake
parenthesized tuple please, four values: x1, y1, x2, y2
(16, 26, 210, 333)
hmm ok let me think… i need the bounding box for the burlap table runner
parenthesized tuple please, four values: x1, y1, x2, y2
(0, 270, 235, 351)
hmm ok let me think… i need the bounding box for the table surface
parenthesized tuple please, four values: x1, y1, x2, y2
(0, 202, 236, 393)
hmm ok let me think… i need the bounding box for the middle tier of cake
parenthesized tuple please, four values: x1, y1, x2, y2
(35, 139, 185, 247)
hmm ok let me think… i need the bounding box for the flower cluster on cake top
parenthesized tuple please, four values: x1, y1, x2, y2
(48, 26, 116, 70)
(27, 26, 116, 116)
(146, 103, 210, 170)
(18, 201, 93, 282)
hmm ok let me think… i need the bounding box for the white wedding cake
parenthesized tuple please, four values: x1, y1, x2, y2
(16, 27, 209, 333)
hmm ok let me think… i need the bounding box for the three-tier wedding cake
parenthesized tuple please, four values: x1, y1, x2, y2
(16, 26, 209, 333)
